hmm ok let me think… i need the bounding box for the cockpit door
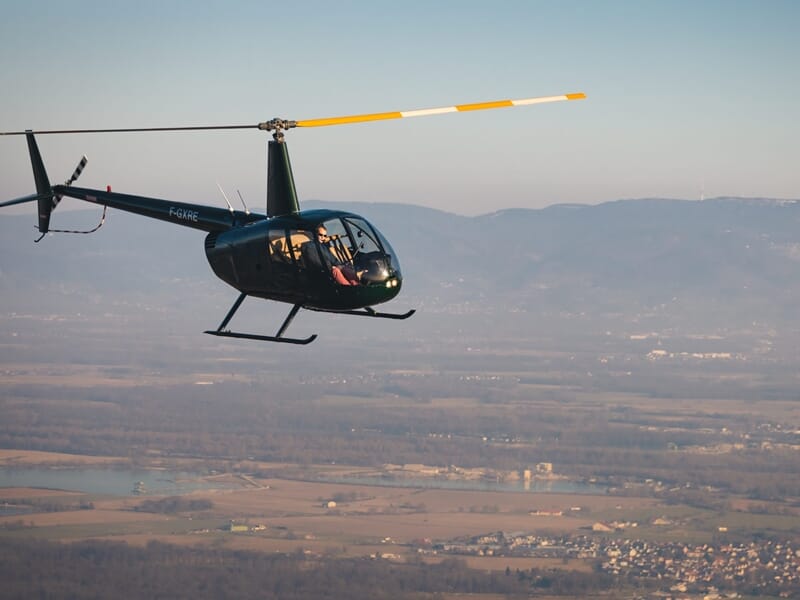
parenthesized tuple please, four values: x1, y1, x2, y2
(342, 216, 401, 284)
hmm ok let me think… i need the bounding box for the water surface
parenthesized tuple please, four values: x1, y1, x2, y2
(315, 474, 606, 495)
(0, 467, 224, 496)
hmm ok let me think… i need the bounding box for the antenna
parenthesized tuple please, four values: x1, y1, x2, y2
(236, 189, 250, 215)
(216, 182, 234, 213)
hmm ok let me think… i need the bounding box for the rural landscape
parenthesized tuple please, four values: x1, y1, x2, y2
(3, 2, 798, 596)
(2, 199, 800, 599)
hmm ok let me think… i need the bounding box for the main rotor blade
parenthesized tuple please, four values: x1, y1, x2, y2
(1, 92, 585, 136)
(294, 92, 586, 129)
(0, 124, 258, 136)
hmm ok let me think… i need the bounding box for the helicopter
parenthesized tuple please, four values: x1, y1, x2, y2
(0, 92, 586, 344)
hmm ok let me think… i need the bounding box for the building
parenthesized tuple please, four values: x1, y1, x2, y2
(228, 520, 249, 533)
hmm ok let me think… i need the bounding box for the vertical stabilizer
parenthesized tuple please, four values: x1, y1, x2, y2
(267, 139, 299, 217)
(25, 131, 55, 234)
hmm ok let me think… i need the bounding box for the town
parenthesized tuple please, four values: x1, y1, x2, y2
(426, 531, 800, 597)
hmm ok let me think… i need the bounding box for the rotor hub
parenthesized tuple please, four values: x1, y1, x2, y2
(257, 119, 297, 141)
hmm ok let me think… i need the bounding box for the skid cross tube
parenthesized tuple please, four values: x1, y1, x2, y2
(204, 294, 317, 345)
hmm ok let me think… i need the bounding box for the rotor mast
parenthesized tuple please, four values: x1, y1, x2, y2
(266, 138, 299, 217)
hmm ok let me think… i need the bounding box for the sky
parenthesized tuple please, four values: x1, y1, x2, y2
(1, 0, 798, 216)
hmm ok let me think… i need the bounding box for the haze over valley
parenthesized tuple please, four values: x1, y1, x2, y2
(2, 197, 800, 599)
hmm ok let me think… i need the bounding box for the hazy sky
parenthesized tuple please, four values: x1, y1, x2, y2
(1, 0, 798, 215)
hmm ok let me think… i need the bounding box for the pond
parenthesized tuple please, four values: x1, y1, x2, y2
(1, 467, 608, 498)
(0, 467, 228, 497)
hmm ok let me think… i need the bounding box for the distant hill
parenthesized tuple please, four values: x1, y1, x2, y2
(309, 198, 800, 324)
(2, 197, 799, 330)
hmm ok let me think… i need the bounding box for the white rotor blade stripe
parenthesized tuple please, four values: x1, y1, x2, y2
(401, 106, 458, 118)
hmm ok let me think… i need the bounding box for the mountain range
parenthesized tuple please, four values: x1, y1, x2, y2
(2, 197, 799, 333)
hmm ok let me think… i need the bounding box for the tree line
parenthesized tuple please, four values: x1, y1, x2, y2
(0, 538, 618, 599)
(2, 376, 798, 500)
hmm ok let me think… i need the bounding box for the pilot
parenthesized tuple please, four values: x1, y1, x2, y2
(314, 225, 360, 286)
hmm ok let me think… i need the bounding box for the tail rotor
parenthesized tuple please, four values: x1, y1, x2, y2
(53, 154, 88, 213)
(0, 132, 88, 240)
(64, 155, 88, 186)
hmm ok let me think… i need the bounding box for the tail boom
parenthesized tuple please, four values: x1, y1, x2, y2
(54, 185, 262, 232)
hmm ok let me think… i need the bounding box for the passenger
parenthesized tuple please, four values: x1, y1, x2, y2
(315, 226, 360, 286)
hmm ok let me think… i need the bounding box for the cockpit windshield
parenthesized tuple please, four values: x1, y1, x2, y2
(313, 216, 401, 286)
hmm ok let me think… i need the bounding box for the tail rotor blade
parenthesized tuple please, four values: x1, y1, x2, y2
(55, 155, 89, 209)
(66, 155, 88, 186)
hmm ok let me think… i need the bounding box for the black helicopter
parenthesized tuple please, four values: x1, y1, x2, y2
(0, 93, 586, 344)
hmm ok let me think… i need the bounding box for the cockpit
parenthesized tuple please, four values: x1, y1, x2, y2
(205, 209, 406, 312)
(310, 216, 401, 287)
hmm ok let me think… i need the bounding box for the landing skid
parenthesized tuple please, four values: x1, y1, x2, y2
(308, 307, 416, 320)
(204, 294, 316, 345)
(205, 293, 415, 344)
(205, 329, 317, 345)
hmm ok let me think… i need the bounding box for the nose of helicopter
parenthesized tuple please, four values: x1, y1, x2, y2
(360, 258, 401, 287)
